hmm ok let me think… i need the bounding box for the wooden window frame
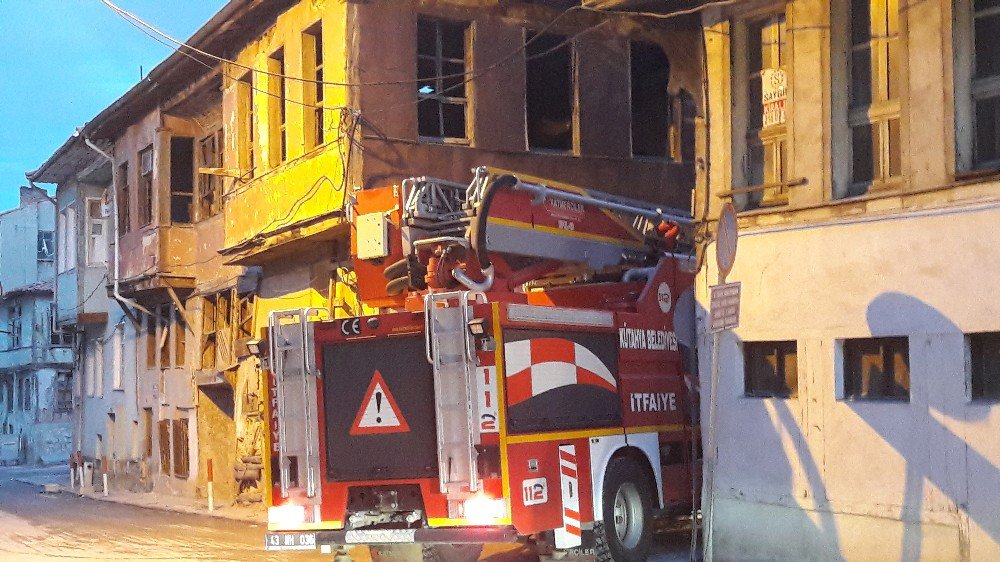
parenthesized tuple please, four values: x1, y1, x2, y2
(744, 340, 799, 398)
(842, 336, 910, 401)
(197, 130, 223, 221)
(138, 145, 154, 227)
(417, 16, 470, 143)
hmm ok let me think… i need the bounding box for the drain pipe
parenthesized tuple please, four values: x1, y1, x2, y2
(78, 133, 151, 316)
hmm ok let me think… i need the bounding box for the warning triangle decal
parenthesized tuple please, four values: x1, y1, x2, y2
(350, 370, 411, 435)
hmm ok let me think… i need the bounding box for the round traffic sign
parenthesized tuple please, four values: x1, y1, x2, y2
(716, 202, 738, 277)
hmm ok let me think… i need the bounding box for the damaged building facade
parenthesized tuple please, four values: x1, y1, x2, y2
(698, 0, 1000, 559)
(0, 186, 72, 465)
(30, 0, 707, 507)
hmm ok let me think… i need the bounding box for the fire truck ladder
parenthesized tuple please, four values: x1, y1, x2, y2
(424, 291, 486, 505)
(269, 308, 329, 507)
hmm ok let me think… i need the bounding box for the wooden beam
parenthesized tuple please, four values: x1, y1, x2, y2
(114, 298, 141, 328)
(166, 286, 194, 329)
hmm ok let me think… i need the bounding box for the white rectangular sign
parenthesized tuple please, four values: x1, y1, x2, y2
(710, 282, 741, 333)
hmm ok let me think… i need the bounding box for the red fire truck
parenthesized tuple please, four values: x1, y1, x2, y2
(262, 168, 699, 561)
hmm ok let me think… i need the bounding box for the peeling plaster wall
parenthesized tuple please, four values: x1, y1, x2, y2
(699, 0, 1000, 559)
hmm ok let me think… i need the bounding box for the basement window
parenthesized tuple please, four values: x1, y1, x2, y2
(744, 341, 798, 398)
(526, 31, 574, 151)
(630, 41, 671, 158)
(417, 16, 469, 141)
(197, 130, 222, 220)
(842, 336, 910, 401)
(969, 332, 1000, 401)
(170, 137, 194, 224)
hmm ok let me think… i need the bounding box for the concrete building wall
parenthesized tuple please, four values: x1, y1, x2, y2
(700, 0, 1000, 559)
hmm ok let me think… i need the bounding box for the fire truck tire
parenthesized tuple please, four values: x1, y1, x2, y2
(595, 457, 655, 562)
(421, 543, 483, 562)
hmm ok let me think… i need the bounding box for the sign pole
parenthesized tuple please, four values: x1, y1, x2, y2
(703, 202, 738, 562)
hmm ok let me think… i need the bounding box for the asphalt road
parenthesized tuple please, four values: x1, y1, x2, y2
(0, 467, 691, 561)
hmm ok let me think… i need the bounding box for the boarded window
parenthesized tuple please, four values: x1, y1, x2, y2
(630, 41, 671, 158)
(197, 131, 222, 220)
(139, 145, 154, 226)
(417, 17, 469, 140)
(843, 336, 910, 401)
(526, 32, 573, 151)
(146, 312, 157, 369)
(169, 137, 194, 223)
(158, 419, 171, 474)
(172, 417, 190, 478)
(744, 341, 798, 398)
(970, 332, 1000, 400)
(846, 0, 903, 195)
(143, 408, 153, 459)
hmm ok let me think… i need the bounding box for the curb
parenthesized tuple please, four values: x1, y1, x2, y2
(11, 475, 265, 524)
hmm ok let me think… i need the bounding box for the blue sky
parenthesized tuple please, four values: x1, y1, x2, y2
(0, 0, 227, 209)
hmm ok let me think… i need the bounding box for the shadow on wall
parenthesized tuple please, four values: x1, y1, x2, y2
(700, 297, 845, 561)
(850, 292, 998, 559)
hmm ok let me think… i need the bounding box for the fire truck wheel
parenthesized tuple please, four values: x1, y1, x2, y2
(595, 457, 654, 562)
(422, 543, 484, 562)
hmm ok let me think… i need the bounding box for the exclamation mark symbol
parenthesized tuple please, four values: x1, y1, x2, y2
(375, 391, 383, 424)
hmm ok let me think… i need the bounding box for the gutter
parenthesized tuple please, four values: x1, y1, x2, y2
(80, 135, 151, 317)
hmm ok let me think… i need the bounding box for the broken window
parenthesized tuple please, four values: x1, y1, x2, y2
(269, 48, 288, 164)
(170, 137, 194, 224)
(843, 336, 910, 401)
(37, 230, 54, 261)
(304, 23, 327, 148)
(139, 145, 154, 226)
(54, 373, 73, 415)
(172, 416, 190, 478)
(197, 130, 222, 220)
(744, 341, 798, 398)
(970, 332, 1000, 400)
(630, 41, 671, 158)
(86, 199, 107, 266)
(417, 16, 469, 141)
(118, 162, 130, 234)
(846, 0, 903, 195)
(526, 31, 574, 151)
(238, 72, 256, 176)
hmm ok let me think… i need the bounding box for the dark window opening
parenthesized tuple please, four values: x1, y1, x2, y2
(118, 162, 130, 234)
(970, 332, 1000, 400)
(37, 230, 54, 261)
(744, 341, 798, 398)
(843, 336, 910, 401)
(170, 137, 194, 224)
(417, 17, 468, 140)
(630, 41, 671, 158)
(526, 32, 573, 151)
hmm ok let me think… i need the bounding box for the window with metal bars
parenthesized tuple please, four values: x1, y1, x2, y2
(417, 16, 469, 141)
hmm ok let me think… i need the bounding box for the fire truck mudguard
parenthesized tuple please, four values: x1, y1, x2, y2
(264, 167, 699, 562)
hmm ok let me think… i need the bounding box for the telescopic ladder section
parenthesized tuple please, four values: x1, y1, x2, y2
(424, 291, 485, 506)
(269, 308, 329, 508)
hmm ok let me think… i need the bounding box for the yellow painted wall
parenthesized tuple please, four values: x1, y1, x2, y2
(222, 0, 350, 249)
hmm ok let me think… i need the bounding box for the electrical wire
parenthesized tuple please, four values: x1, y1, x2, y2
(102, 0, 587, 89)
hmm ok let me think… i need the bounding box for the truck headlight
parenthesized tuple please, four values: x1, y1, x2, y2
(463, 495, 506, 524)
(268, 504, 306, 528)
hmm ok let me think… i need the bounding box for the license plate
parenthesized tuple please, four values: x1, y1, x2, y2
(344, 529, 417, 544)
(264, 531, 317, 551)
